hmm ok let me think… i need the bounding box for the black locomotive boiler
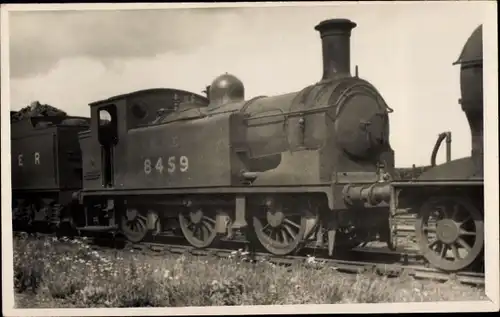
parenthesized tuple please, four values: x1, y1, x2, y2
(9, 18, 484, 273)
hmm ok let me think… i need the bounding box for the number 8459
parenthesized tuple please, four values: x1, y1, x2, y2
(144, 156, 189, 174)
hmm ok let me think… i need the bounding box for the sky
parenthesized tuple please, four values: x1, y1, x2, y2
(5, 2, 492, 167)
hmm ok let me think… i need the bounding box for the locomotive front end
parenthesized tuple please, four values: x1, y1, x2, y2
(201, 18, 397, 256)
(230, 18, 395, 188)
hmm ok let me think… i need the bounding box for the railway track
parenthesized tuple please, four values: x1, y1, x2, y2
(12, 210, 484, 288)
(44, 227, 485, 288)
(130, 242, 484, 286)
(90, 239, 481, 287)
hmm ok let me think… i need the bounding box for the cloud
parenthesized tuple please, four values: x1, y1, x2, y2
(9, 8, 240, 78)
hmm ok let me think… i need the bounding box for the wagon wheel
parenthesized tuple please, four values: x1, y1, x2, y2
(415, 195, 484, 272)
(178, 208, 217, 249)
(120, 208, 158, 243)
(252, 211, 309, 256)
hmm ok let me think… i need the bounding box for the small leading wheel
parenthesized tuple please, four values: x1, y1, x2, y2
(178, 208, 217, 249)
(415, 195, 484, 272)
(252, 211, 308, 256)
(120, 208, 151, 243)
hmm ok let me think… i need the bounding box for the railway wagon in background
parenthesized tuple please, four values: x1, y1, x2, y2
(11, 115, 90, 232)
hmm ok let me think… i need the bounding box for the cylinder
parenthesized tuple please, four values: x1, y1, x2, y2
(314, 18, 357, 80)
(342, 183, 392, 206)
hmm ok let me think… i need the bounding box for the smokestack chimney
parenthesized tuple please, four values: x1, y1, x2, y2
(314, 18, 357, 81)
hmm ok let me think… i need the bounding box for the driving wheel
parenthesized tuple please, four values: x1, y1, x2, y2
(252, 211, 309, 256)
(178, 208, 218, 248)
(120, 208, 158, 243)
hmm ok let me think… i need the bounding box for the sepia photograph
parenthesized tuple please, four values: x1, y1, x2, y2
(1, 1, 498, 316)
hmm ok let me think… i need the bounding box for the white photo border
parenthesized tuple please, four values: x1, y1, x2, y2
(1, 1, 498, 316)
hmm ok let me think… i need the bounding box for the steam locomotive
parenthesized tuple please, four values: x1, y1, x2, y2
(10, 18, 484, 273)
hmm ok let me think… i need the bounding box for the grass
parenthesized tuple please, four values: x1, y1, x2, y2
(11, 232, 487, 308)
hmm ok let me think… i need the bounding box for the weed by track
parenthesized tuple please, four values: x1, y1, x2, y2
(12, 232, 487, 308)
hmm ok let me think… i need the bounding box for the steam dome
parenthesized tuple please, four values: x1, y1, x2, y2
(208, 73, 245, 108)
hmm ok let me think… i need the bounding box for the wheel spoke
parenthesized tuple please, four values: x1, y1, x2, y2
(270, 228, 278, 241)
(284, 219, 300, 229)
(459, 216, 472, 226)
(451, 244, 461, 260)
(137, 219, 145, 232)
(198, 224, 206, 240)
(439, 243, 448, 258)
(457, 237, 472, 252)
(281, 229, 289, 244)
(193, 225, 201, 239)
(261, 223, 270, 234)
(133, 221, 139, 232)
(459, 229, 476, 236)
(423, 226, 436, 233)
(202, 216, 216, 224)
(283, 224, 296, 239)
(201, 219, 214, 233)
(200, 224, 210, 241)
(428, 239, 439, 249)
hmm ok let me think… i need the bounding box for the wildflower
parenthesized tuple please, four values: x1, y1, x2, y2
(269, 284, 277, 293)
